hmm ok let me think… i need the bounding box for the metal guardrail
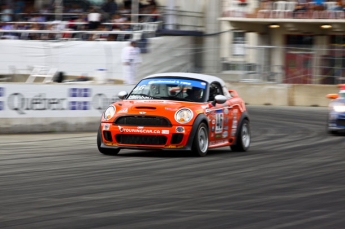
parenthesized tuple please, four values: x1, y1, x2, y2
(0, 22, 161, 40)
(158, 7, 204, 31)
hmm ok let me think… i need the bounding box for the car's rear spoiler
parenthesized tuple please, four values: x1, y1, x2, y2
(228, 90, 239, 97)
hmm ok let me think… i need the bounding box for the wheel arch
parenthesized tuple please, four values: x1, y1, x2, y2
(185, 114, 209, 150)
(234, 111, 250, 138)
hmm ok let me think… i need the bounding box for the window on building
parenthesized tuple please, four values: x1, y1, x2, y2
(330, 35, 345, 46)
(232, 31, 246, 56)
(222, 62, 256, 72)
(286, 35, 314, 48)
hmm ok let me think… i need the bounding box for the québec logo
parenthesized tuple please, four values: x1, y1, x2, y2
(69, 101, 90, 110)
(68, 88, 91, 110)
(69, 88, 91, 97)
(0, 87, 4, 111)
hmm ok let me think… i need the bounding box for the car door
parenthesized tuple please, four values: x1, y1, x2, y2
(207, 82, 233, 146)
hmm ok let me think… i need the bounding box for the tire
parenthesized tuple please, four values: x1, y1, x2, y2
(231, 119, 251, 152)
(328, 130, 339, 135)
(192, 122, 209, 157)
(97, 128, 120, 155)
(327, 118, 339, 135)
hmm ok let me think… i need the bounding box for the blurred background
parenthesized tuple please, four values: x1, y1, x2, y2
(0, 0, 345, 85)
(0, 3, 344, 228)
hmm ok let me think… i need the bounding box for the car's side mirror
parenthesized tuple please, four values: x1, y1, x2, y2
(211, 95, 227, 106)
(326, 94, 338, 99)
(118, 91, 128, 100)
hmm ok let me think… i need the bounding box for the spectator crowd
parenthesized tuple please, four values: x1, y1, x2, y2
(265, 0, 345, 18)
(0, 0, 160, 41)
(291, 0, 345, 18)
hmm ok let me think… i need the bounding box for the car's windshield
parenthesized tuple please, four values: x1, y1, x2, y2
(127, 77, 207, 102)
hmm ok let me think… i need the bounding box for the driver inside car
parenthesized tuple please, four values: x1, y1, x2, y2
(185, 87, 203, 102)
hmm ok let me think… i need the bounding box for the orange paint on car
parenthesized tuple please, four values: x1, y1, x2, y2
(97, 73, 251, 156)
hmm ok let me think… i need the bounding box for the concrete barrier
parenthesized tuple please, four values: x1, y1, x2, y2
(0, 82, 340, 134)
(226, 83, 338, 107)
(0, 83, 134, 134)
(0, 117, 99, 134)
(226, 83, 290, 106)
(289, 84, 338, 107)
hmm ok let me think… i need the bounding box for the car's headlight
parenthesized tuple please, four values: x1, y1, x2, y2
(175, 108, 193, 124)
(333, 104, 345, 112)
(104, 106, 116, 120)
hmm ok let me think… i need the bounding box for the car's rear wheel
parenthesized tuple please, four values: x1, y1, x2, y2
(97, 128, 120, 155)
(231, 119, 250, 152)
(192, 122, 209, 157)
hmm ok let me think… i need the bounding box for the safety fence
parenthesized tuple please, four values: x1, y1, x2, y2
(222, 0, 345, 19)
(221, 45, 345, 85)
(1, 37, 345, 85)
(0, 37, 195, 83)
(0, 22, 161, 41)
(159, 7, 204, 31)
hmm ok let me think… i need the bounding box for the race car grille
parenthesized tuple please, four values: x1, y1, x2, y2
(336, 119, 345, 127)
(103, 131, 113, 142)
(171, 133, 184, 144)
(116, 134, 167, 145)
(114, 116, 172, 127)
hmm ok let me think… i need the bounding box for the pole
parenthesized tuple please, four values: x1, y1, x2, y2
(131, 0, 139, 24)
(166, 0, 176, 30)
(55, 0, 63, 21)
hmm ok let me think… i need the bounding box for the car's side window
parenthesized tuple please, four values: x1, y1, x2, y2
(208, 82, 223, 101)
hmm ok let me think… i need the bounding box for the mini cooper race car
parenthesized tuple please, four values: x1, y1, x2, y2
(326, 84, 345, 135)
(97, 73, 251, 156)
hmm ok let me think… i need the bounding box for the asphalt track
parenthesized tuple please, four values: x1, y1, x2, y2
(0, 105, 344, 229)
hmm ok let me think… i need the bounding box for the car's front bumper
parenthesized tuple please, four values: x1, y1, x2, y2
(328, 111, 345, 130)
(100, 143, 192, 151)
(99, 123, 193, 150)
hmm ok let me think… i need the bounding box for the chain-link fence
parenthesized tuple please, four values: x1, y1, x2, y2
(219, 45, 345, 85)
(2, 36, 345, 85)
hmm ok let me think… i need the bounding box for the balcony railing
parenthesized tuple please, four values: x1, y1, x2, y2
(222, 0, 345, 19)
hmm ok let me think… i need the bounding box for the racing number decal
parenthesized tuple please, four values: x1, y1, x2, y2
(215, 109, 224, 134)
(231, 109, 238, 136)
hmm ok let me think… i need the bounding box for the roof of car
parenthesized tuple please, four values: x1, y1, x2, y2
(143, 72, 226, 86)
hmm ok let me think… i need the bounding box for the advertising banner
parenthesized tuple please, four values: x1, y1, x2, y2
(0, 84, 134, 118)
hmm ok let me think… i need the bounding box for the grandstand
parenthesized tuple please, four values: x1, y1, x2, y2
(0, 0, 207, 83)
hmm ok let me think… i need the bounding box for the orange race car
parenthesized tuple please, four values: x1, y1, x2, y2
(97, 73, 251, 156)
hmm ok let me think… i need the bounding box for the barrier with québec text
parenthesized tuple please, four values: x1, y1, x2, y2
(0, 84, 134, 118)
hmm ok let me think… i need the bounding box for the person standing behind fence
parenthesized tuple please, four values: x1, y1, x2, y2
(102, 0, 118, 21)
(1, 4, 13, 22)
(121, 40, 142, 85)
(88, 7, 101, 30)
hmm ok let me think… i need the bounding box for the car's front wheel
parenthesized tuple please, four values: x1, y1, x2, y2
(328, 129, 339, 135)
(192, 122, 209, 157)
(97, 128, 120, 155)
(327, 118, 339, 135)
(231, 119, 251, 152)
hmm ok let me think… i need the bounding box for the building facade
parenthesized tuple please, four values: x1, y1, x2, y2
(220, 0, 345, 84)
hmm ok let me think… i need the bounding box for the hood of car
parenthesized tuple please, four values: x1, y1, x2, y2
(115, 100, 186, 114)
(335, 98, 345, 102)
(331, 98, 345, 104)
(330, 98, 345, 114)
(109, 100, 207, 124)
